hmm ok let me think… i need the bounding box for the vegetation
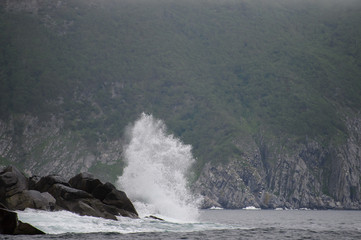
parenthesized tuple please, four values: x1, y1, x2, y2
(1, 0, 361, 172)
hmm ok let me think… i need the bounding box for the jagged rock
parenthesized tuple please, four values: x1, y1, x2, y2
(34, 175, 69, 193)
(103, 189, 138, 217)
(0, 166, 28, 199)
(46, 183, 137, 219)
(47, 183, 92, 200)
(5, 190, 56, 211)
(0, 165, 139, 220)
(92, 182, 116, 201)
(55, 197, 117, 220)
(0, 207, 17, 234)
(28, 175, 41, 190)
(69, 172, 102, 194)
(146, 215, 165, 221)
(14, 221, 45, 235)
(47, 182, 118, 220)
(0, 207, 45, 235)
(68, 174, 138, 218)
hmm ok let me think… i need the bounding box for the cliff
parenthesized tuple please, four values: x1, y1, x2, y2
(195, 113, 361, 209)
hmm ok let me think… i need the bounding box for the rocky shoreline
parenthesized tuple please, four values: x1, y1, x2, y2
(0, 165, 138, 235)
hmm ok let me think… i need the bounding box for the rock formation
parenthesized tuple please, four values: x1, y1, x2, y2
(194, 115, 361, 210)
(0, 165, 138, 227)
(0, 205, 45, 235)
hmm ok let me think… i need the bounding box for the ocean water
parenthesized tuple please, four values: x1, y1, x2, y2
(6, 208, 361, 239)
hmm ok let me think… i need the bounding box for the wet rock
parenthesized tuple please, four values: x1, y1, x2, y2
(0, 207, 17, 234)
(14, 221, 45, 235)
(146, 215, 165, 221)
(69, 172, 102, 194)
(0, 207, 45, 235)
(47, 183, 92, 200)
(6, 190, 56, 211)
(0, 166, 28, 199)
(34, 175, 69, 193)
(55, 197, 117, 220)
(103, 189, 138, 217)
(0, 165, 139, 220)
(28, 175, 41, 190)
(92, 182, 116, 201)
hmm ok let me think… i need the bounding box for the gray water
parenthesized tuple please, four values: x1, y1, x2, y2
(2, 209, 361, 239)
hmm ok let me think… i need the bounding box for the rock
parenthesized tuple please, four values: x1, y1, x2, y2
(46, 183, 118, 220)
(146, 215, 165, 221)
(0, 207, 45, 235)
(68, 175, 138, 219)
(14, 221, 45, 235)
(69, 172, 102, 194)
(0, 207, 17, 234)
(34, 175, 69, 193)
(0, 165, 139, 220)
(28, 175, 41, 190)
(92, 182, 116, 201)
(5, 190, 56, 211)
(103, 189, 138, 217)
(55, 197, 117, 220)
(47, 183, 92, 200)
(0, 166, 28, 199)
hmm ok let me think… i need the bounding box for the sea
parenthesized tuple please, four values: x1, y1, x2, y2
(5, 208, 361, 239)
(3, 114, 361, 239)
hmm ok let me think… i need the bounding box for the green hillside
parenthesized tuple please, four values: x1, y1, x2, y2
(1, 0, 361, 174)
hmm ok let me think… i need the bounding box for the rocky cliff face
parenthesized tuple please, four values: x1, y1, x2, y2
(0, 114, 124, 182)
(1, 112, 360, 210)
(194, 113, 361, 210)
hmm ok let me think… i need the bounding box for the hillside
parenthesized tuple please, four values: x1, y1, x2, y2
(1, 0, 361, 209)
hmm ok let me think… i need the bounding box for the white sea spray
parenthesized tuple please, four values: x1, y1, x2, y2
(117, 113, 201, 221)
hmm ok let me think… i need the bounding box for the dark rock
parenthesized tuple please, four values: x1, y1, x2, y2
(103, 189, 138, 216)
(0, 172, 18, 187)
(46, 183, 117, 220)
(14, 221, 45, 235)
(0, 166, 28, 199)
(0, 207, 45, 235)
(6, 190, 56, 211)
(0, 207, 17, 234)
(92, 182, 116, 201)
(28, 175, 41, 190)
(55, 197, 117, 220)
(146, 215, 165, 221)
(1, 165, 139, 220)
(69, 172, 102, 194)
(47, 183, 92, 200)
(34, 175, 69, 193)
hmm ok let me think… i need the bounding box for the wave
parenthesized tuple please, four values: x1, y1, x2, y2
(117, 113, 202, 222)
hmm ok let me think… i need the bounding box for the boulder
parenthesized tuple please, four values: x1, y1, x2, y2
(46, 183, 117, 220)
(0, 207, 17, 234)
(34, 175, 69, 193)
(103, 189, 138, 217)
(47, 183, 92, 200)
(55, 197, 117, 220)
(5, 190, 56, 211)
(0, 165, 139, 221)
(0, 166, 28, 199)
(68, 172, 102, 194)
(68, 174, 138, 218)
(0, 207, 44, 235)
(92, 182, 116, 201)
(14, 221, 45, 235)
(28, 175, 41, 190)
